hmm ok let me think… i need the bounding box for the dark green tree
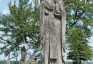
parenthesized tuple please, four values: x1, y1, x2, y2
(0, 0, 40, 56)
(64, 0, 93, 64)
(67, 27, 93, 64)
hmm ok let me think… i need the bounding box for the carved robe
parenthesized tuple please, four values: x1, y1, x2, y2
(40, 0, 66, 64)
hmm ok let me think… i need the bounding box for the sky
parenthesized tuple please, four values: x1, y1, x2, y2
(0, 0, 93, 61)
(0, 0, 12, 14)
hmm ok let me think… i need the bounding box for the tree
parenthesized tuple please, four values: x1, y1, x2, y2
(0, 0, 40, 56)
(64, 0, 93, 64)
(67, 27, 93, 64)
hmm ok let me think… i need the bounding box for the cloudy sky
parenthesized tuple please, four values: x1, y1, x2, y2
(0, 0, 93, 61)
(0, 0, 10, 14)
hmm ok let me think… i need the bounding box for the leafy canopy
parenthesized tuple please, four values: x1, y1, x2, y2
(0, 0, 40, 56)
(64, 0, 93, 61)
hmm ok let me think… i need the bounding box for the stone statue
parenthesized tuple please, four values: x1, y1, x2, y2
(40, 0, 66, 64)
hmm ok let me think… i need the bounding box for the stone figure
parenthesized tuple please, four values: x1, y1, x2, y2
(40, 0, 66, 64)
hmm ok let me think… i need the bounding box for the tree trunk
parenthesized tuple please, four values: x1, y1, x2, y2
(73, 60, 81, 64)
(78, 60, 81, 64)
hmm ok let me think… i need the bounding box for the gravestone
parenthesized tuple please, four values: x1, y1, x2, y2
(40, 0, 66, 64)
(21, 46, 27, 64)
(6, 55, 10, 64)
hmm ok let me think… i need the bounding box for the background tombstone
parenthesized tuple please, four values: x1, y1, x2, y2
(21, 46, 27, 64)
(40, 0, 66, 64)
(6, 55, 10, 64)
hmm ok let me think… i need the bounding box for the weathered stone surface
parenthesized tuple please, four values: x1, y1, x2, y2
(40, 0, 66, 64)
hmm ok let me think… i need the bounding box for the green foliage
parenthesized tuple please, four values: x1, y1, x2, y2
(64, 0, 93, 62)
(0, 0, 40, 56)
(67, 28, 93, 61)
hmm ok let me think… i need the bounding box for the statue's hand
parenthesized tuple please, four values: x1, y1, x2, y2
(54, 9, 62, 17)
(54, 3, 62, 18)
